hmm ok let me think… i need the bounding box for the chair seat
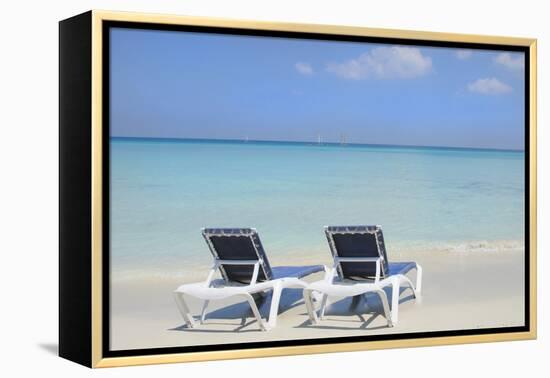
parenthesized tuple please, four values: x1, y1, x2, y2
(272, 265, 324, 279)
(387, 262, 417, 276)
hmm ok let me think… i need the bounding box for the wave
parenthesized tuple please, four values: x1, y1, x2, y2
(110, 238, 525, 283)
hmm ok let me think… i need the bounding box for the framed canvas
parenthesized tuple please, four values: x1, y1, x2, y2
(59, 10, 537, 368)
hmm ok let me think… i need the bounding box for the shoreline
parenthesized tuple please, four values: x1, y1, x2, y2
(110, 238, 524, 283)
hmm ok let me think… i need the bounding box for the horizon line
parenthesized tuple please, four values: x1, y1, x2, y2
(110, 135, 525, 153)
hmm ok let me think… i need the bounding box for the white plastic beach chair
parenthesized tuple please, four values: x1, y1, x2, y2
(174, 228, 324, 331)
(303, 225, 422, 327)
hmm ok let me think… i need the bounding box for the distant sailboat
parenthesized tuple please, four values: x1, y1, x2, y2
(245, 135, 249, 143)
(340, 133, 347, 146)
(317, 134, 322, 145)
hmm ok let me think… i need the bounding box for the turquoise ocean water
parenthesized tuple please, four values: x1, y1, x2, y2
(110, 137, 524, 280)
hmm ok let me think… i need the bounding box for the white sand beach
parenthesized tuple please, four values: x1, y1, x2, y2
(110, 241, 525, 351)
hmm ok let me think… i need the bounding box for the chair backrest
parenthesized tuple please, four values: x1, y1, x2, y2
(324, 225, 389, 280)
(202, 228, 273, 284)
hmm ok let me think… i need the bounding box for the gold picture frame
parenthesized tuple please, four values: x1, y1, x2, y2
(59, 9, 537, 368)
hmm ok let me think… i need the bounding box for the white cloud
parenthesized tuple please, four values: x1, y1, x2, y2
(494, 52, 524, 70)
(467, 77, 512, 95)
(456, 50, 473, 60)
(326, 46, 432, 80)
(295, 62, 314, 75)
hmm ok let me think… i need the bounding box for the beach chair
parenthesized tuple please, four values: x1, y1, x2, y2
(303, 225, 422, 327)
(174, 228, 325, 331)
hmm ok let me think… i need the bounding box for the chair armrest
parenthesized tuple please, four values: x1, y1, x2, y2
(211, 259, 261, 286)
(335, 257, 380, 263)
(205, 262, 221, 287)
(333, 257, 382, 283)
(323, 265, 337, 283)
(216, 259, 261, 265)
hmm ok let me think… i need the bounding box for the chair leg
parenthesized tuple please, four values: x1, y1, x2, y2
(400, 275, 417, 299)
(303, 289, 320, 324)
(173, 292, 197, 328)
(241, 293, 269, 331)
(373, 288, 393, 327)
(319, 294, 329, 319)
(390, 277, 400, 324)
(415, 264, 423, 295)
(267, 281, 283, 329)
(199, 300, 210, 324)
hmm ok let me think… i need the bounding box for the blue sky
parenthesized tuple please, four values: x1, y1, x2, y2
(110, 28, 525, 150)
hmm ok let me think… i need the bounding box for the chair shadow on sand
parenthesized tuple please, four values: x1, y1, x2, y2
(170, 285, 417, 333)
(169, 288, 307, 333)
(296, 285, 417, 331)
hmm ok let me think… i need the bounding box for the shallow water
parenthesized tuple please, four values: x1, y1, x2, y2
(110, 138, 525, 279)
